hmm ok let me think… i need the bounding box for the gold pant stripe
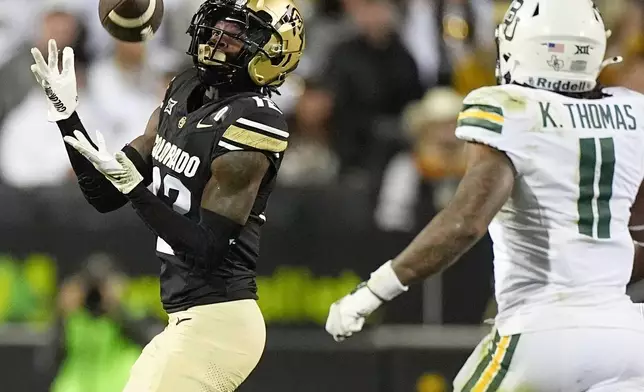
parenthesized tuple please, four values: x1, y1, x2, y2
(472, 336, 511, 391)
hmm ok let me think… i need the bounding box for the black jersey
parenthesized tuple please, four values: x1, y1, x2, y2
(151, 68, 287, 313)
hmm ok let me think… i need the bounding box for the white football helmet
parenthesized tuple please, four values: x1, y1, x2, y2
(496, 0, 621, 93)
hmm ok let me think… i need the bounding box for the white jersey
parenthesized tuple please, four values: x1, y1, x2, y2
(455, 84, 644, 335)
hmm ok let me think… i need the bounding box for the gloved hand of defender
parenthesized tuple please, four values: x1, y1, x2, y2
(30, 39, 78, 122)
(325, 260, 409, 342)
(325, 282, 384, 342)
(64, 130, 143, 194)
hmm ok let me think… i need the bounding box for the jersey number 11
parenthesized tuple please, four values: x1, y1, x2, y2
(577, 137, 615, 239)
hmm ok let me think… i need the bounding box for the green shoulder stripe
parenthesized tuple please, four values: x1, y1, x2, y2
(462, 104, 504, 116)
(457, 117, 503, 134)
(458, 103, 504, 134)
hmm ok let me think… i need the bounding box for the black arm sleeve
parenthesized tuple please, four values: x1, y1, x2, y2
(57, 113, 152, 213)
(125, 183, 243, 270)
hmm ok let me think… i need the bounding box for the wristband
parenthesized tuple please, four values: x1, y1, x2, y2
(366, 260, 409, 301)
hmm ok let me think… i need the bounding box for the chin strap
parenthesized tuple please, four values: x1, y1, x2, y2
(600, 56, 624, 72)
(600, 29, 624, 72)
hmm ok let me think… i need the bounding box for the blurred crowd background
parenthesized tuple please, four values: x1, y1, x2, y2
(2, 0, 644, 391)
(2, 0, 644, 221)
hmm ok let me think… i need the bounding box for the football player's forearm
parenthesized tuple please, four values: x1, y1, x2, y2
(57, 113, 129, 212)
(391, 143, 515, 286)
(392, 208, 484, 285)
(125, 183, 242, 266)
(57, 113, 154, 213)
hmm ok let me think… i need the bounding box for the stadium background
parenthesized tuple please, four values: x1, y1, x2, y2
(0, 0, 644, 391)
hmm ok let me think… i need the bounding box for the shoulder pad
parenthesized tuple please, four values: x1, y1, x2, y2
(458, 85, 534, 133)
(237, 95, 284, 116)
(455, 85, 535, 161)
(218, 96, 289, 154)
(458, 87, 506, 134)
(464, 85, 531, 112)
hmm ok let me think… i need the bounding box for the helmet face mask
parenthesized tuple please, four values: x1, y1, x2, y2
(186, 0, 305, 90)
(187, 2, 274, 86)
(495, 0, 614, 93)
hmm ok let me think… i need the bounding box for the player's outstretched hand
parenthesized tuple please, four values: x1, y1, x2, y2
(64, 130, 143, 194)
(30, 38, 79, 122)
(325, 282, 383, 342)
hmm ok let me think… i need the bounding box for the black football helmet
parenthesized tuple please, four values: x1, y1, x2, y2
(186, 0, 305, 90)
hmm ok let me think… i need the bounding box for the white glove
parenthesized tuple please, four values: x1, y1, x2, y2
(326, 261, 409, 342)
(63, 130, 143, 194)
(30, 39, 79, 122)
(325, 283, 383, 342)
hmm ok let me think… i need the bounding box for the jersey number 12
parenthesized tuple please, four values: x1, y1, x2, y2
(152, 166, 191, 254)
(577, 137, 615, 239)
(152, 166, 191, 214)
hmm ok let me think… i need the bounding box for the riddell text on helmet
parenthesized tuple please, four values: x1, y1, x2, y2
(529, 77, 591, 92)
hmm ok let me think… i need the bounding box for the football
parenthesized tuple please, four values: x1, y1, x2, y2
(99, 0, 165, 43)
